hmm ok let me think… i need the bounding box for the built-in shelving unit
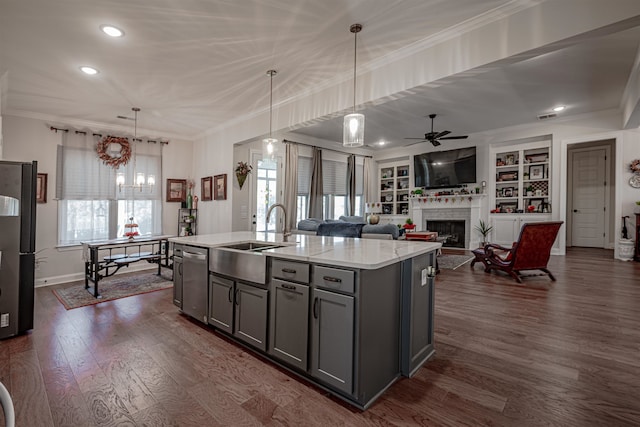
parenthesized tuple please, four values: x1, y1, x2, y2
(379, 162, 411, 215)
(489, 140, 552, 245)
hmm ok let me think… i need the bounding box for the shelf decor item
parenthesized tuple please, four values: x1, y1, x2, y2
(186, 180, 194, 209)
(629, 159, 640, 188)
(235, 161, 252, 189)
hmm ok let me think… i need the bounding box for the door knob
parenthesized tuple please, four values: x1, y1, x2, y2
(573, 209, 578, 213)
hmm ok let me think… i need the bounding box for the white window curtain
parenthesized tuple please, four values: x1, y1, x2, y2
(283, 143, 299, 232)
(57, 130, 162, 245)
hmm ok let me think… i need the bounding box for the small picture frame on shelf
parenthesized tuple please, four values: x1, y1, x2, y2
(505, 154, 515, 165)
(503, 187, 513, 197)
(529, 165, 544, 180)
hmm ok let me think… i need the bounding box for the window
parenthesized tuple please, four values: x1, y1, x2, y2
(256, 158, 278, 232)
(295, 154, 364, 222)
(57, 134, 162, 246)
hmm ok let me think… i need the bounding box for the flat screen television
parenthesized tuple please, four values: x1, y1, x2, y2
(413, 147, 476, 189)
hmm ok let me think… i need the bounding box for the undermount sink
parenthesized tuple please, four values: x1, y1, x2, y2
(218, 241, 287, 252)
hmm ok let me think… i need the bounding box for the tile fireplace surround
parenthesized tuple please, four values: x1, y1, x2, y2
(410, 195, 485, 249)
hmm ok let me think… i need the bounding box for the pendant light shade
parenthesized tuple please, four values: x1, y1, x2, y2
(343, 23, 364, 147)
(263, 69, 278, 160)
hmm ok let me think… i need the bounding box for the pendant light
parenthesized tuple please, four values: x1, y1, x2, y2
(116, 107, 155, 192)
(343, 23, 364, 147)
(263, 69, 278, 160)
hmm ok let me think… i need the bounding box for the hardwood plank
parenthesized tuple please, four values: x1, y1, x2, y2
(4, 247, 638, 426)
(41, 365, 94, 427)
(10, 349, 54, 427)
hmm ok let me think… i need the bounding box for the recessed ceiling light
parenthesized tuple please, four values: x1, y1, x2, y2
(378, 141, 386, 146)
(552, 105, 565, 112)
(100, 25, 124, 37)
(80, 66, 99, 75)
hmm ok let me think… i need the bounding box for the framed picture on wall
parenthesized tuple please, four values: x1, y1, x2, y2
(214, 174, 227, 200)
(36, 173, 47, 203)
(166, 179, 187, 202)
(201, 176, 213, 201)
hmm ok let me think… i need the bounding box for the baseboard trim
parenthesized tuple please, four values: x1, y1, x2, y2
(36, 264, 157, 288)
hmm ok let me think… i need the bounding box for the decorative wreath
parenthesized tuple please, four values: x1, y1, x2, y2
(96, 136, 132, 168)
(631, 159, 640, 174)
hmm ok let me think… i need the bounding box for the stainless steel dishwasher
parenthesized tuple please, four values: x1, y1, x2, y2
(182, 245, 209, 323)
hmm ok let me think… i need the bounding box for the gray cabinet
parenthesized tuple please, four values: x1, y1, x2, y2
(310, 287, 354, 395)
(269, 279, 309, 370)
(209, 274, 268, 351)
(234, 282, 268, 351)
(209, 275, 234, 334)
(172, 245, 183, 308)
(401, 252, 436, 377)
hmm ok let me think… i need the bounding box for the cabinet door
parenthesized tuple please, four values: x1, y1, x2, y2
(310, 288, 354, 395)
(234, 282, 268, 351)
(173, 257, 183, 308)
(209, 275, 234, 333)
(269, 280, 309, 370)
(491, 216, 520, 246)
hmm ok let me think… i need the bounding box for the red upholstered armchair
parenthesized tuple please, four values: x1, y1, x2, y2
(471, 221, 563, 283)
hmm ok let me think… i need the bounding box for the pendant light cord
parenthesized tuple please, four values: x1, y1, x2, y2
(269, 72, 273, 136)
(350, 24, 362, 114)
(353, 27, 357, 114)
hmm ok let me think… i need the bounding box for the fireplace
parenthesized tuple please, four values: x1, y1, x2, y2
(427, 220, 466, 248)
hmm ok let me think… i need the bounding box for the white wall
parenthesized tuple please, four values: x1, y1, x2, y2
(2, 115, 194, 285)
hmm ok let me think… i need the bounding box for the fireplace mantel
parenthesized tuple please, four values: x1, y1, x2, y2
(410, 195, 486, 249)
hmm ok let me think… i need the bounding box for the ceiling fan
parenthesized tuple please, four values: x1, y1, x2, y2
(405, 114, 468, 147)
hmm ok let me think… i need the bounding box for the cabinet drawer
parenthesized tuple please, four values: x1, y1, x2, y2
(313, 266, 355, 294)
(271, 259, 310, 283)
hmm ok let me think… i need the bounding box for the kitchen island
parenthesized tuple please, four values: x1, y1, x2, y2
(169, 231, 440, 409)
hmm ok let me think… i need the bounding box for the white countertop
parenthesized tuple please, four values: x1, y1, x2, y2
(169, 232, 441, 270)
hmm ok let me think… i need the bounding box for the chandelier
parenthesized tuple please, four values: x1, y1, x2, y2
(116, 107, 155, 192)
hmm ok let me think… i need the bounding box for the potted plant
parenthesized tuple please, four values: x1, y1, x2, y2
(526, 185, 534, 196)
(403, 218, 415, 231)
(475, 220, 493, 247)
(235, 161, 252, 189)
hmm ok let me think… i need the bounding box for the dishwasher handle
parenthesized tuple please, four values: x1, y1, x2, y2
(183, 251, 207, 261)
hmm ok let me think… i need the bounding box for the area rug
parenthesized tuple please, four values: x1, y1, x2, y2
(53, 270, 173, 310)
(438, 254, 474, 270)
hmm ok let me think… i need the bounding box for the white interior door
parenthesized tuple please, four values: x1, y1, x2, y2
(571, 149, 606, 247)
(251, 152, 280, 232)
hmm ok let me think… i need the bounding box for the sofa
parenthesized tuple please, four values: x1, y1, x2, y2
(294, 216, 400, 240)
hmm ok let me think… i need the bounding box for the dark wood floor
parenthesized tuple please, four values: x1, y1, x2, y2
(2, 248, 640, 426)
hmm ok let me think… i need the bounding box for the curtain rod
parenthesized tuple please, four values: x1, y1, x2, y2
(282, 139, 372, 158)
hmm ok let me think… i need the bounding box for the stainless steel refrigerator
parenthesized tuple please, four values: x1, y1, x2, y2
(0, 160, 36, 339)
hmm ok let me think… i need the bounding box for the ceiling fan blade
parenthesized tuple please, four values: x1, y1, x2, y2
(405, 140, 428, 147)
(434, 130, 451, 139)
(404, 137, 428, 140)
(439, 135, 468, 140)
(431, 139, 441, 147)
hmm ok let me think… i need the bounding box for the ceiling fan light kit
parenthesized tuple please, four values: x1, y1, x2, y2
(343, 23, 365, 148)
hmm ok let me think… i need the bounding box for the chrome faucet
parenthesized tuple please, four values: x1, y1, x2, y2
(266, 203, 291, 241)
